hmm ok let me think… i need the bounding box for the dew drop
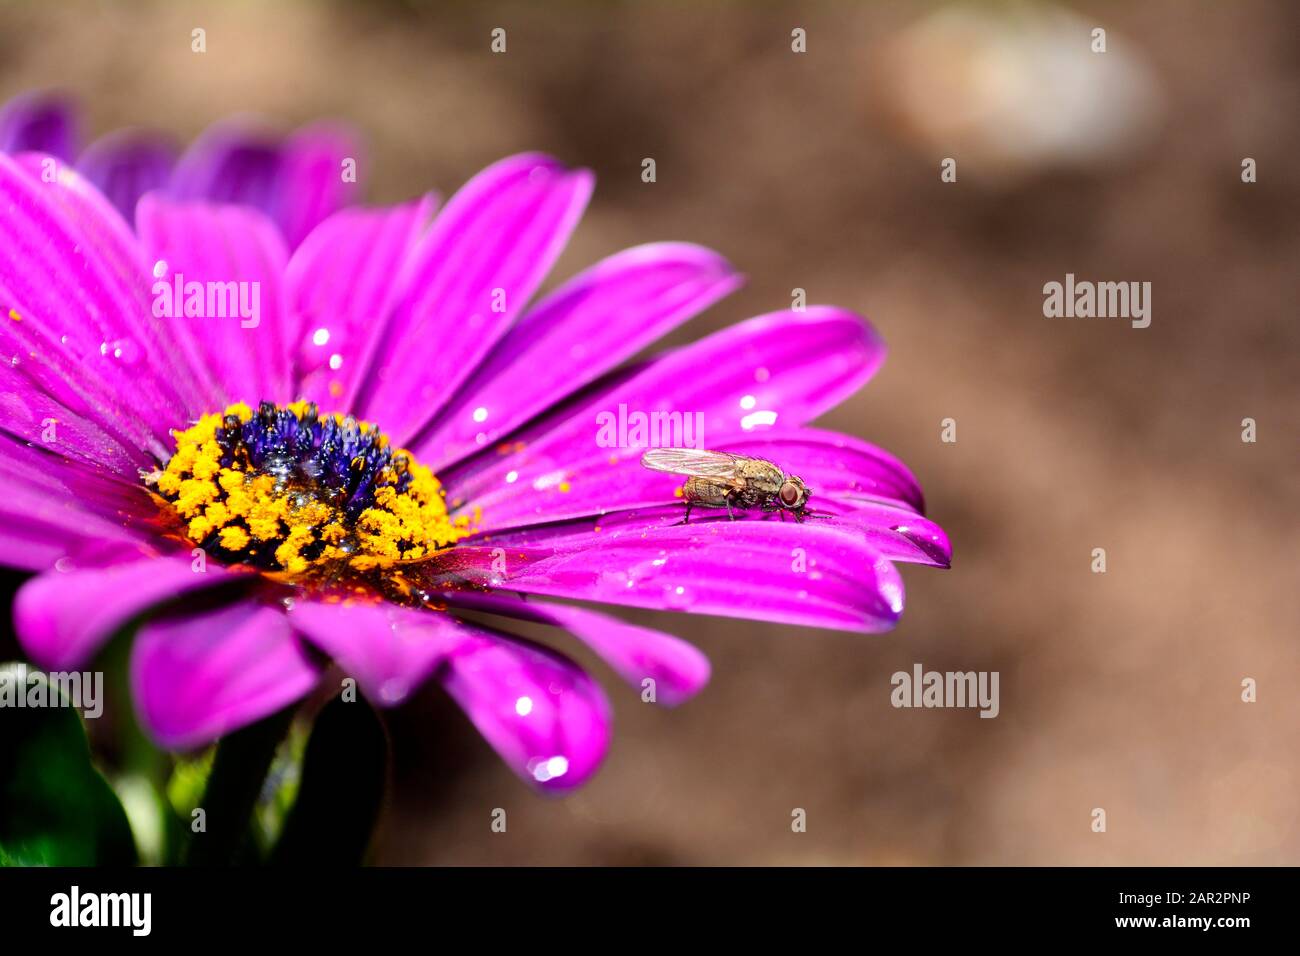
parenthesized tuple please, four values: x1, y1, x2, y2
(529, 755, 569, 783)
(740, 410, 777, 430)
(665, 584, 693, 609)
(100, 338, 141, 366)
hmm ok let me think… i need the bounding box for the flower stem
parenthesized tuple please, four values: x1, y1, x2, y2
(183, 707, 294, 866)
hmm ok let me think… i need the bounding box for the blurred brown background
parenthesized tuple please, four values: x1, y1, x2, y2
(2, 0, 1296, 864)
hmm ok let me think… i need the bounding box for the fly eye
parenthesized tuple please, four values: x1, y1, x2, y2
(779, 482, 801, 507)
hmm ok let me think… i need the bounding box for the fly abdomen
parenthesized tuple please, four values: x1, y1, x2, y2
(682, 476, 735, 507)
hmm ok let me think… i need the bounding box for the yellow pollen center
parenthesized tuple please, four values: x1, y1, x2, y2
(149, 401, 478, 579)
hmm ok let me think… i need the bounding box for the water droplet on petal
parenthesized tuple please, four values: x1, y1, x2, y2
(740, 410, 778, 430)
(665, 584, 693, 609)
(100, 338, 141, 366)
(535, 755, 568, 781)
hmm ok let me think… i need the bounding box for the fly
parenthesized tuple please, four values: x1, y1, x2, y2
(640, 447, 814, 523)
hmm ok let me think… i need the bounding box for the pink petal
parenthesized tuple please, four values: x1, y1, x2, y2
(418, 242, 742, 471)
(0, 153, 204, 460)
(168, 119, 364, 249)
(0, 437, 153, 571)
(0, 366, 148, 475)
(443, 306, 885, 511)
(131, 600, 319, 751)
(14, 552, 233, 671)
(137, 194, 292, 406)
(168, 118, 281, 212)
(289, 596, 611, 791)
(76, 128, 178, 222)
(832, 503, 952, 569)
(438, 623, 612, 793)
(465, 427, 926, 533)
(286, 197, 436, 410)
(0, 428, 154, 522)
(440, 513, 906, 633)
(286, 597, 463, 707)
(0, 91, 76, 160)
(355, 153, 593, 446)
(274, 123, 365, 250)
(447, 592, 711, 707)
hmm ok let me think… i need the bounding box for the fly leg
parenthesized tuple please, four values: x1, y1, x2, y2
(676, 501, 694, 526)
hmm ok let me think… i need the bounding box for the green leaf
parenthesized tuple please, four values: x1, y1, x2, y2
(0, 663, 138, 866)
(253, 721, 309, 852)
(271, 696, 389, 865)
(166, 748, 216, 818)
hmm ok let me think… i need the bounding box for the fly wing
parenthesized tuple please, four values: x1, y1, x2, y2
(640, 447, 748, 488)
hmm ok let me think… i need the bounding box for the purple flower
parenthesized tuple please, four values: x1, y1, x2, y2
(0, 90, 360, 248)
(0, 148, 949, 792)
